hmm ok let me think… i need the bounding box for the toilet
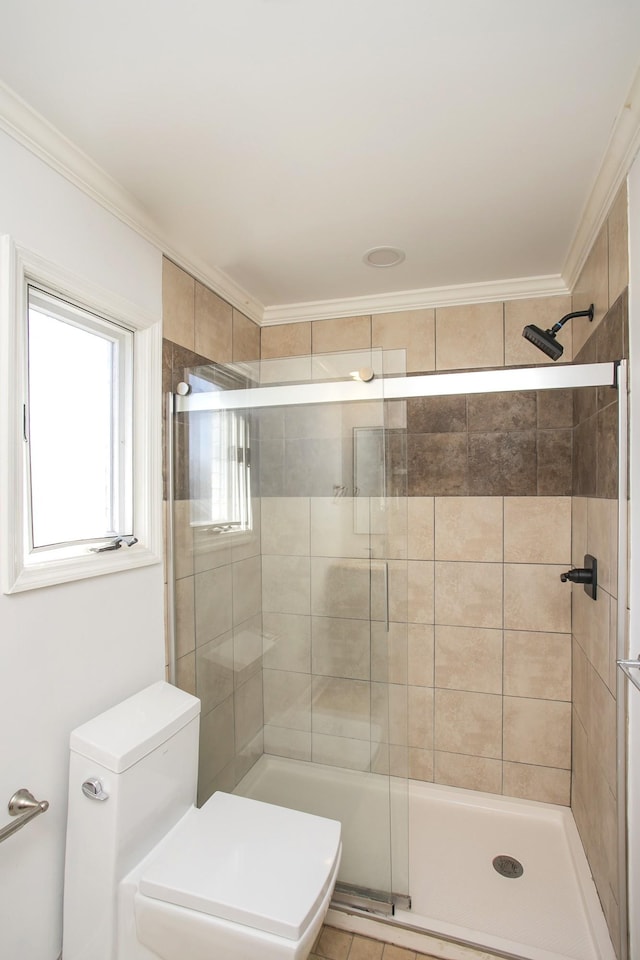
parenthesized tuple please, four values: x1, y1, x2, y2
(63, 681, 341, 960)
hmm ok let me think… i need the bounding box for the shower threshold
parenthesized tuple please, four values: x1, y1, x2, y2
(235, 756, 616, 960)
(332, 881, 411, 917)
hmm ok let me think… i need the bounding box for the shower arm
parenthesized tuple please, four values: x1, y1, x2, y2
(547, 305, 594, 339)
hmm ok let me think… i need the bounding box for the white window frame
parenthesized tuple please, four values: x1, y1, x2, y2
(0, 236, 163, 593)
(26, 285, 134, 550)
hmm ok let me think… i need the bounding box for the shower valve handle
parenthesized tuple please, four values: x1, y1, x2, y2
(559, 554, 597, 601)
(560, 567, 593, 584)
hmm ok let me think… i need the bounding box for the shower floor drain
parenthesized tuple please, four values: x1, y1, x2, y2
(492, 855, 524, 878)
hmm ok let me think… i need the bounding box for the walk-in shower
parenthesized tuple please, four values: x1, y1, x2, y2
(166, 345, 628, 960)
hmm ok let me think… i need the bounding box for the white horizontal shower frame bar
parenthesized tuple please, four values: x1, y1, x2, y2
(175, 361, 618, 412)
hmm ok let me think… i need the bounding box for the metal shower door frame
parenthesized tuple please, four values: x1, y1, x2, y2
(616, 359, 629, 960)
(176, 360, 617, 412)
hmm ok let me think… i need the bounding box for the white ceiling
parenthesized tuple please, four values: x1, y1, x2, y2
(1, 0, 639, 316)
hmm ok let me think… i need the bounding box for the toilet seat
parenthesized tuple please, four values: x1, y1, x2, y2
(138, 792, 342, 941)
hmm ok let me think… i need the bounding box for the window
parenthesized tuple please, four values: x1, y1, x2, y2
(187, 369, 252, 538)
(27, 287, 133, 551)
(1, 237, 162, 592)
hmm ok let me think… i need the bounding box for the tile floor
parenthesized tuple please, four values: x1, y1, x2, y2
(311, 925, 438, 960)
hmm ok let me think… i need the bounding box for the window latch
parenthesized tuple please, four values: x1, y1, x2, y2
(91, 535, 138, 553)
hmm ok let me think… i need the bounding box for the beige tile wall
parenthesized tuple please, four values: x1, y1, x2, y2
(571, 496, 620, 950)
(162, 257, 263, 804)
(261, 495, 573, 804)
(567, 182, 627, 957)
(172, 498, 264, 803)
(264, 294, 577, 373)
(372, 309, 435, 373)
(163, 257, 260, 363)
(572, 182, 628, 357)
(262, 321, 311, 360)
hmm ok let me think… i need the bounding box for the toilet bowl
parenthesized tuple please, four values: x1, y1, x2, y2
(63, 682, 341, 960)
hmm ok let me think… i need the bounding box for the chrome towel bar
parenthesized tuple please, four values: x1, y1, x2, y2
(0, 788, 49, 843)
(617, 658, 640, 695)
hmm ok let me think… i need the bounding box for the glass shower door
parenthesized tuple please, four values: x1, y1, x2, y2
(170, 348, 409, 908)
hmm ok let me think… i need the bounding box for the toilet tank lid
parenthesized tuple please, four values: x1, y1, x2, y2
(69, 682, 201, 773)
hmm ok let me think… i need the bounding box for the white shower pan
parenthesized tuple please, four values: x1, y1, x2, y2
(235, 756, 616, 960)
(397, 781, 615, 960)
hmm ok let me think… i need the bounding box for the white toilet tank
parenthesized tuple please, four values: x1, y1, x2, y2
(63, 682, 201, 960)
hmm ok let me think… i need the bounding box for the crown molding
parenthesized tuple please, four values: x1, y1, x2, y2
(261, 274, 569, 325)
(0, 80, 263, 324)
(562, 65, 640, 291)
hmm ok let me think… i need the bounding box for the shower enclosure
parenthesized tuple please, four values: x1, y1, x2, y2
(167, 344, 628, 960)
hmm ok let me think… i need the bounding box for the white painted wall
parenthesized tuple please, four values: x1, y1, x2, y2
(0, 130, 165, 959)
(627, 155, 640, 960)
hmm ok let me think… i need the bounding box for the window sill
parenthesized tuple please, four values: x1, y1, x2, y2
(5, 543, 162, 594)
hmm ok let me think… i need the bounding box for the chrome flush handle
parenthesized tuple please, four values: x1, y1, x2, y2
(81, 778, 109, 801)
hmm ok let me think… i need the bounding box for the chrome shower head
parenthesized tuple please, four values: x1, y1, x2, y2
(522, 304, 594, 361)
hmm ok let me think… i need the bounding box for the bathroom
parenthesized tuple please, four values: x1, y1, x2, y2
(1, 5, 640, 960)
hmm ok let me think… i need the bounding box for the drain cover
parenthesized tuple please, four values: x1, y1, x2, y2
(492, 855, 524, 878)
